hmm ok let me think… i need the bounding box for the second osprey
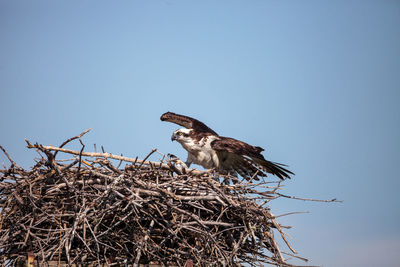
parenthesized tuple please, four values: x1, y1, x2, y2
(161, 112, 293, 181)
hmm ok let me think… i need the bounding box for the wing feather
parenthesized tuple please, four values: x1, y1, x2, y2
(216, 151, 260, 181)
(160, 112, 218, 135)
(212, 137, 293, 181)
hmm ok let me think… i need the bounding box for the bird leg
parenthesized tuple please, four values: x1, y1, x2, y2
(185, 156, 192, 169)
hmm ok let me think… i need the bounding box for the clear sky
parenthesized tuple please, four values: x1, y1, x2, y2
(1, 1, 399, 266)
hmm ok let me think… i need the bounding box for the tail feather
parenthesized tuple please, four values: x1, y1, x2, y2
(252, 158, 294, 180)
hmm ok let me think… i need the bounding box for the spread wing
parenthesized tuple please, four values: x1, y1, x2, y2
(160, 112, 218, 135)
(211, 137, 294, 181)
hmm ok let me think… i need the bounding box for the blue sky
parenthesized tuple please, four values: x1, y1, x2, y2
(1, 1, 399, 266)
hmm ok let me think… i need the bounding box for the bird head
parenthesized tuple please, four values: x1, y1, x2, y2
(171, 128, 192, 143)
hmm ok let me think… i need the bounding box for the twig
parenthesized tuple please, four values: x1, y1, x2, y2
(54, 128, 92, 157)
(0, 145, 21, 169)
(277, 193, 343, 203)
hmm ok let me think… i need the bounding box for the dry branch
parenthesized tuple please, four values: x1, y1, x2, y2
(0, 130, 331, 266)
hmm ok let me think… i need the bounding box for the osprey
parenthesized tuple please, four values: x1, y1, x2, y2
(160, 112, 293, 181)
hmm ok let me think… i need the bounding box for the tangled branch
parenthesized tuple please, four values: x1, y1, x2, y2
(0, 129, 333, 266)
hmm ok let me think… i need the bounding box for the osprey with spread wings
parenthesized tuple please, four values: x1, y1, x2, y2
(161, 112, 293, 181)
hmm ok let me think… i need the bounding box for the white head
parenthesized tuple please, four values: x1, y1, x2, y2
(171, 128, 192, 144)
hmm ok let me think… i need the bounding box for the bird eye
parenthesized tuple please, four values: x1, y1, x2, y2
(177, 132, 183, 135)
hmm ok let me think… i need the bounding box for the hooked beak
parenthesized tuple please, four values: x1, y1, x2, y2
(171, 133, 177, 142)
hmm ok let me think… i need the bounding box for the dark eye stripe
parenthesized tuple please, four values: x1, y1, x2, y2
(177, 132, 189, 137)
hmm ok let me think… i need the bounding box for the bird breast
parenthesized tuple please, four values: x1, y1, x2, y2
(181, 135, 220, 169)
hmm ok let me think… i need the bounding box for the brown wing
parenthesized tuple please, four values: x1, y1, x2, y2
(160, 112, 218, 135)
(214, 150, 261, 181)
(211, 137, 294, 180)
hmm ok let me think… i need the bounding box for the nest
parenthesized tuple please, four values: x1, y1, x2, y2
(0, 129, 306, 266)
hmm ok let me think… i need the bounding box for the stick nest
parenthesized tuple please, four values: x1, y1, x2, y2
(0, 130, 302, 266)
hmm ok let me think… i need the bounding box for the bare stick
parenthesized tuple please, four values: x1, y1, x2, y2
(25, 142, 207, 176)
(0, 145, 21, 169)
(277, 193, 343, 203)
(54, 128, 92, 157)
